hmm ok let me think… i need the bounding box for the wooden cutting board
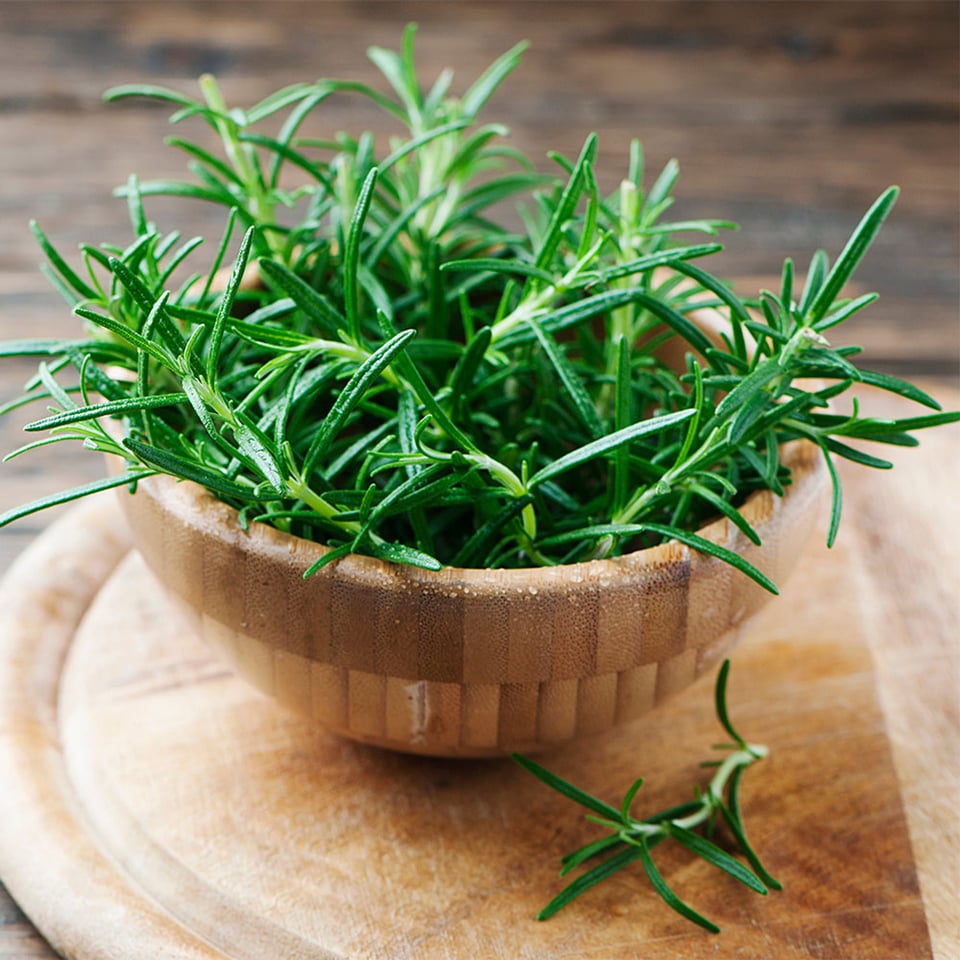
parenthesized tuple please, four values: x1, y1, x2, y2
(0, 484, 935, 960)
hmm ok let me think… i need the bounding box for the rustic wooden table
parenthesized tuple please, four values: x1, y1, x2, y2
(1, 2, 957, 958)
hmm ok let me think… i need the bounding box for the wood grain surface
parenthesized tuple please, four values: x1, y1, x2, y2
(0, 481, 942, 959)
(0, 2, 957, 957)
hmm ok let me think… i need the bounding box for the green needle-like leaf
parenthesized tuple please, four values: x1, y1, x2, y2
(0, 470, 156, 529)
(806, 187, 898, 325)
(559, 835, 625, 876)
(713, 659, 742, 748)
(715, 361, 781, 421)
(373, 541, 442, 569)
(460, 40, 528, 118)
(123, 437, 255, 500)
(24, 393, 189, 432)
(664, 824, 767, 894)
(513, 754, 623, 821)
(30, 221, 98, 301)
(822, 437, 893, 470)
(538, 845, 646, 921)
(103, 82, 198, 108)
(441, 258, 557, 285)
(534, 133, 597, 272)
(527, 409, 694, 489)
(634, 838, 721, 933)
(689, 484, 761, 546)
(852, 368, 944, 411)
(819, 444, 843, 548)
(255, 259, 346, 335)
(302, 329, 415, 479)
(233, 414, 285, 493)
(207, 225, 256, 382)
(797, 249, 829, 318)
(640, 522, 778, 594)
(720, 768, 782, 891)
(529, 319, 603, 438)
(344, 166, 379, 343)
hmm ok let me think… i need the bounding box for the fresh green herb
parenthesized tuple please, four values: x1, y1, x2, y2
(515, 660, 779, 933)
(2, 27, 957, 582)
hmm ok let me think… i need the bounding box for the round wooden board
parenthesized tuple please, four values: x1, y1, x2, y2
(0, 496, 930, 959)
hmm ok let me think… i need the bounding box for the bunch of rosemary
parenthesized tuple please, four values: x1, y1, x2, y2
(1, 26, 956, 589)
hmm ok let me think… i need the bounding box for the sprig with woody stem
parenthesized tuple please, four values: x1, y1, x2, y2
(515, 660, 780, 933)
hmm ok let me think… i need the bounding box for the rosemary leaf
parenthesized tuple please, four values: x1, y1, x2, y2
(0, 470, 156, 528)
(634, 838, 721, 934)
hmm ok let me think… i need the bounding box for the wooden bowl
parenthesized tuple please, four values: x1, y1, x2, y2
(114, 438, 825, 757)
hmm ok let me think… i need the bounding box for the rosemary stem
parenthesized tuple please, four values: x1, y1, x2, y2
(598, 181, 642, 414)
(671, 745, 764, 831)
(489, 282, 562, 343)
(276, 338, 403, 388)
(286, 476, 369, 539)
(604, 423, 725, 538)
(487, 235, 601, 348)
(463, 451, 539, 546)
(612, 743, 765, 841)
(517, 662, 781, 930)
(199, 74, 279, 250)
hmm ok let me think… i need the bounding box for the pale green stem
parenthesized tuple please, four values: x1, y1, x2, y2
(583, 422, 723, 562)
(190, 374, 388, 546)
(597, 180, 643, 417)
(488, 242, 599, 344)
(199, 74, 279, 250)
(462, 451, 539, 550)
(610, 423, 724, 527)
(285, 476, 368, 540)
(626, 743, 766, 838)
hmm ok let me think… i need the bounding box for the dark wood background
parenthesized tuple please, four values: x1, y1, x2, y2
(0, 2, 957, 957)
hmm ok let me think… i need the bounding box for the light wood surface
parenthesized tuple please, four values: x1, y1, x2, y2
(1, 2, 957, 955)
(0, 469, 945, 959)
(840, 388, 960, 960)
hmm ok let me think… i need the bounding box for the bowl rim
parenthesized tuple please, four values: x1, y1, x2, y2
(119, 437, 824, 591)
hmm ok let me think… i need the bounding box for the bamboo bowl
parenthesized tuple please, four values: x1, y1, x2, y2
(115, 438, 825, 757)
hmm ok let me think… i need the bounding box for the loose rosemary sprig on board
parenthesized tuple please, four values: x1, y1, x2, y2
(1, 26, 957, 583)
(515, 661, 779, 933)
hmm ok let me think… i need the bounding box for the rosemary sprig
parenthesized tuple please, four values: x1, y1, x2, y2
(514, 660, 778, 933)
(2, 27, 957, 584)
